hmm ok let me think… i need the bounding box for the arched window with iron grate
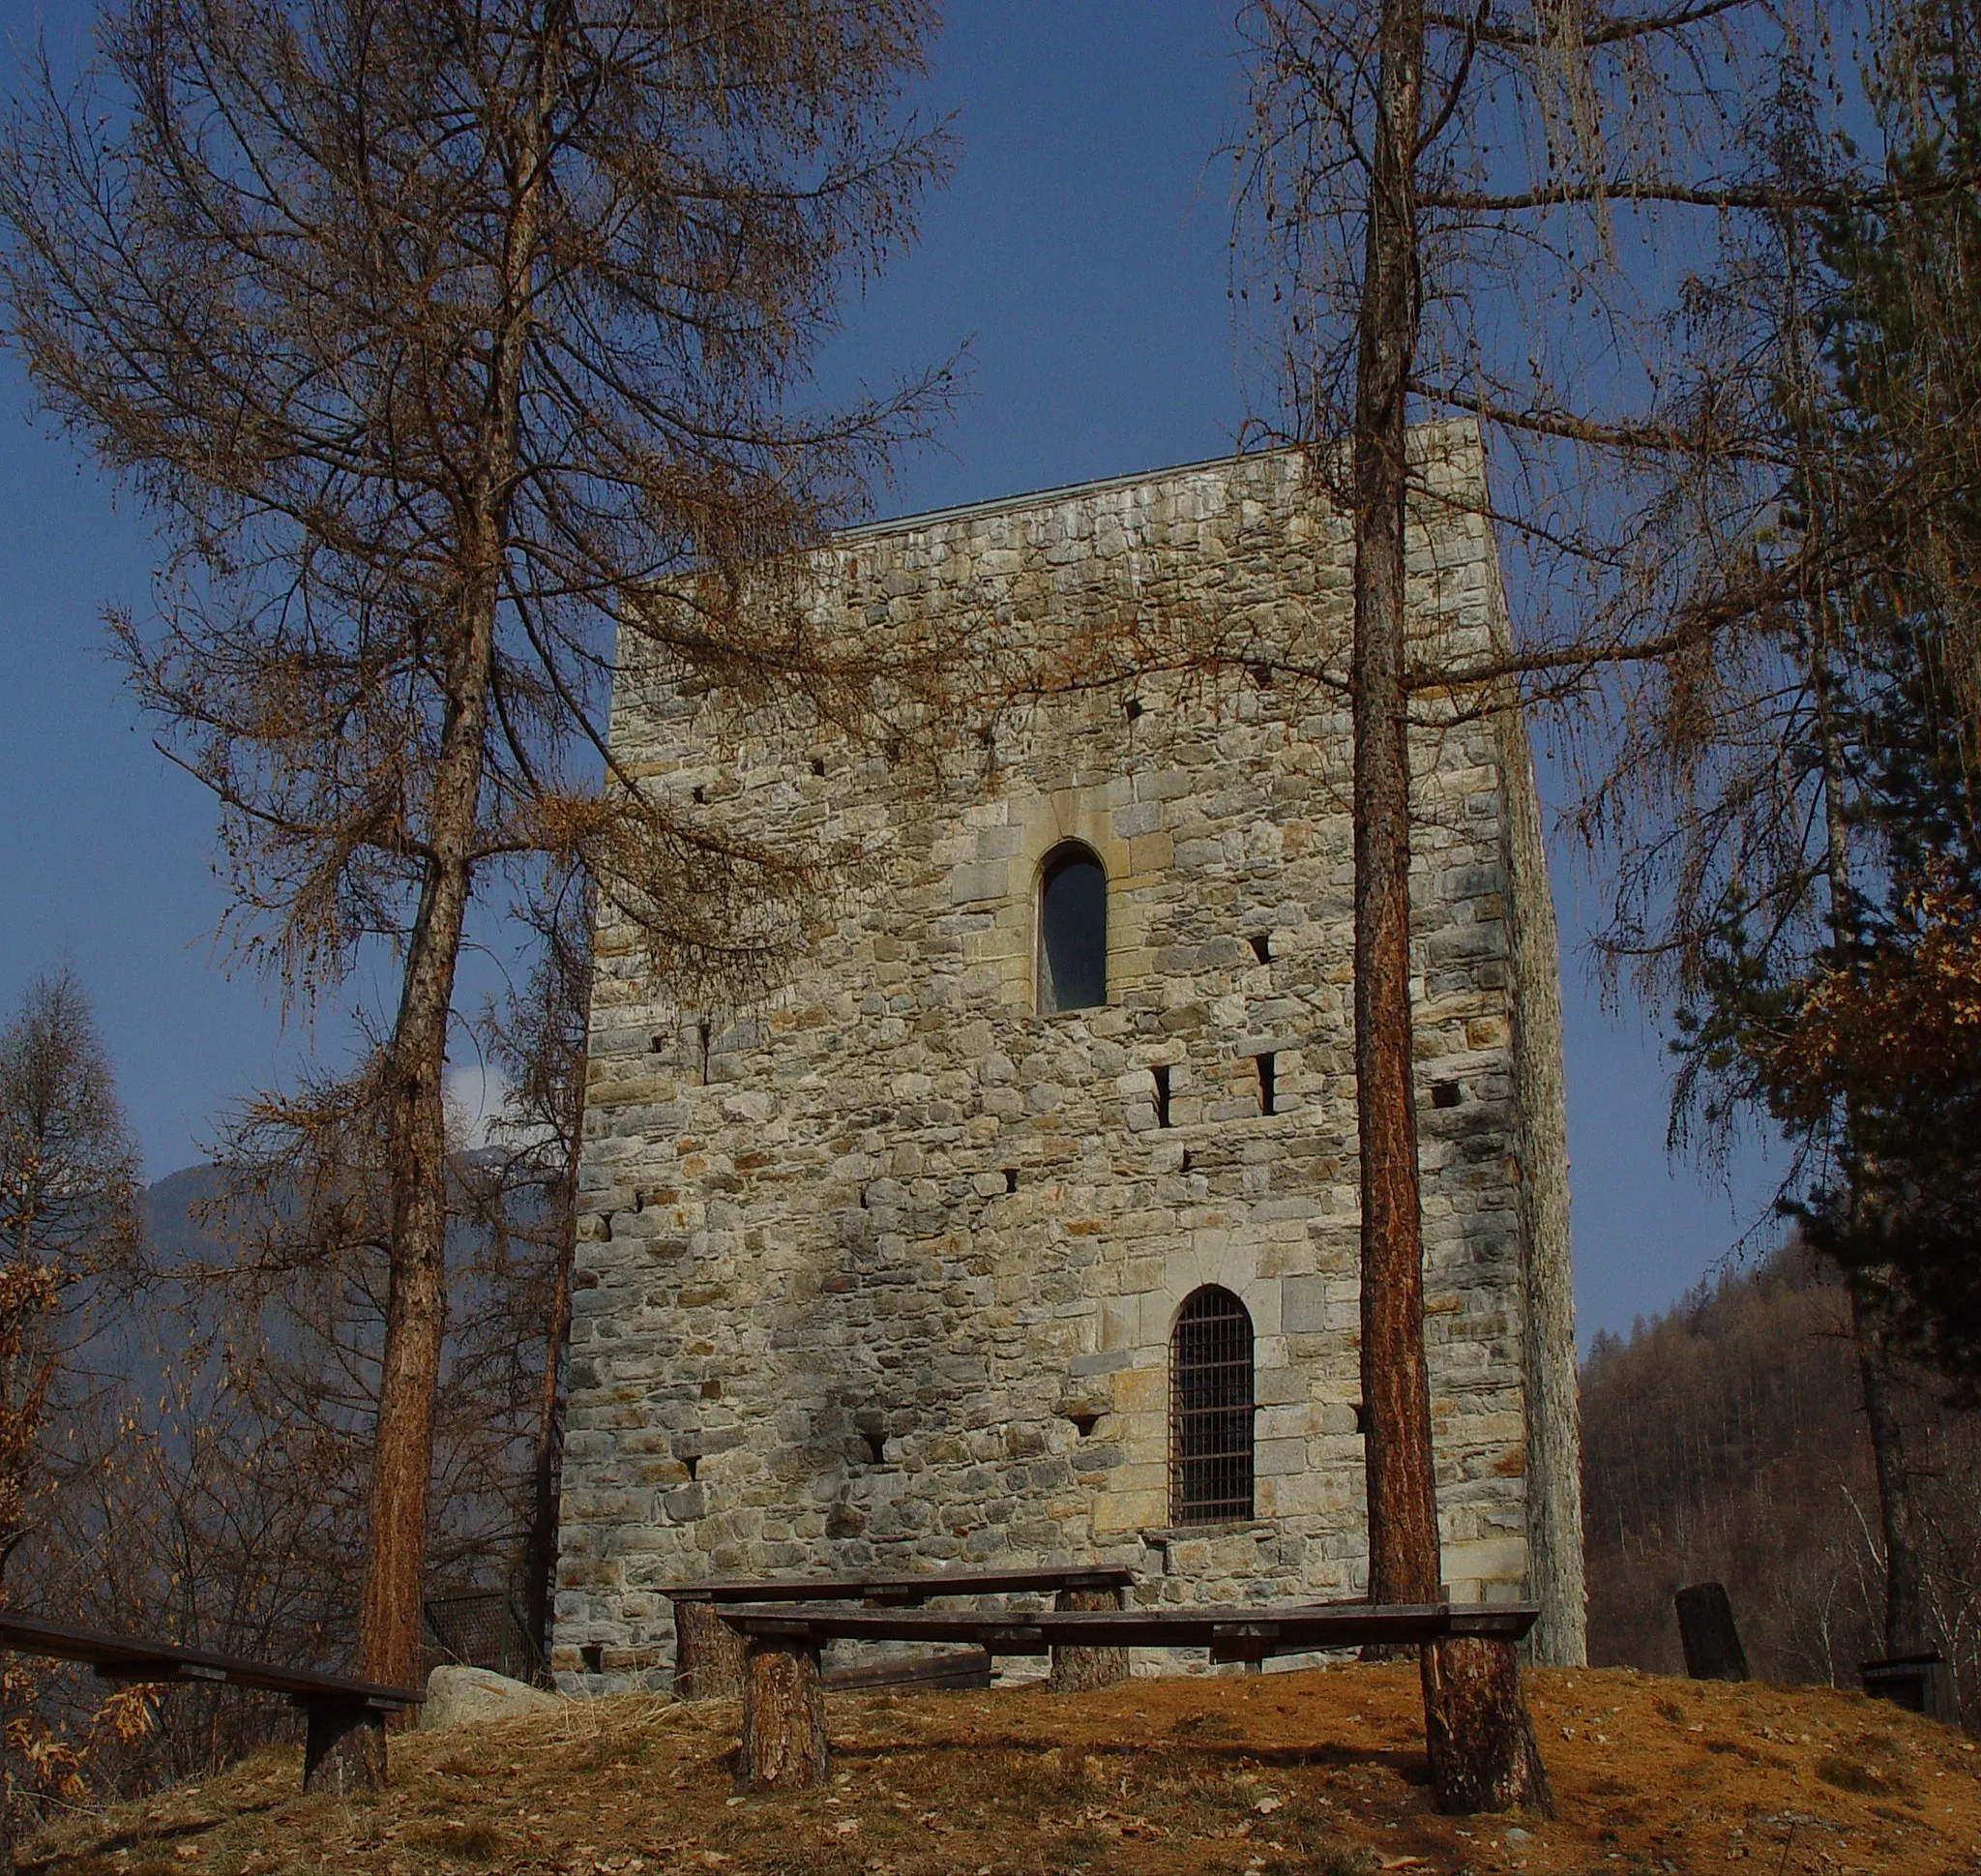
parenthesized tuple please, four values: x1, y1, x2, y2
(1169, 1285, 1256, 1524)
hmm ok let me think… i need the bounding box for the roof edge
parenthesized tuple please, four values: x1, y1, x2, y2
(830, 418, 1483, 546)
(832, 443, 1301, 545)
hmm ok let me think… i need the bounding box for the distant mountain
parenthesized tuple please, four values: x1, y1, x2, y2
(140, 1147, 554, 1267)
(142, 1162, 229, 1263)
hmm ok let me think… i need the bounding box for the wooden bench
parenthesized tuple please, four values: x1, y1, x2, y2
(657, 1565, 1137, 1700)
(822, 1647, 992, 1694)
(718, 1598, 1541, 1789)
(0, 1610, 423, 1795)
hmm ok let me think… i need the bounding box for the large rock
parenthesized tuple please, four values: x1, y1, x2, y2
(420, 1664, 562, 1730)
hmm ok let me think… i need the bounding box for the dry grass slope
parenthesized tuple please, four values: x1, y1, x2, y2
(26, 1665, 1981, 1876)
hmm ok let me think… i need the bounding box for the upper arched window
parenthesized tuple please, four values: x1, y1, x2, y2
(1170, 1286, 1256, 1525)
(1037, 842, 1107, 1014)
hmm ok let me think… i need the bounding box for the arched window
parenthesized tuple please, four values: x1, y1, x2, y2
(1170, 1286, 1256, 1525)
(1036, 842, 1107, 1013)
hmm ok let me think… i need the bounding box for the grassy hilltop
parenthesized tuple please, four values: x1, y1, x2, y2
(28, 1663, 1981, 1876)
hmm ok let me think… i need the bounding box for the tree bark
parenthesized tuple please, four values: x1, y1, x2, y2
(1848, 1278, 1930, 1657)
(739, 1636, 828, 1790)
(675, 1598, 749, 1700)
(1421, 1637, 1554, 1816)
(355, 34, 553, 1693)
(357, 610, 495, 1691)
(1348, 0, 1551, 1815)
(1353, 0, 1439, 1619)
(1049, 1585, 1130, 1692)
(1811, 616, 1932, 1664)
(302, 1698, 388, 1795)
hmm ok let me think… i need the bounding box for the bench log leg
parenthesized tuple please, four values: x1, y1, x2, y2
(301, 1696, 387, 1795)
(1049, 1586, 1129, 1693)
(739, 1637, 827, 1790)
(1419, 1636, 1552, 1817)
(675, 1599, 748, 1700)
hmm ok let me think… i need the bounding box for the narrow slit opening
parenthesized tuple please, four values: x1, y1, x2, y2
(682, 1454, 700, 1480)
(1249, 933, 1271, 966)
(696, 1017, 712, 1084)
(1256, 1053, 1277, 1116)
(1003, 1168, 1019, 1194)
(1152, 1063, 1171, 1128)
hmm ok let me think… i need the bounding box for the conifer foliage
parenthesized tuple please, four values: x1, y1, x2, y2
(1667, 0, 1981, 1403)
(0, 0, 950, 1688)
(0, 972, 150, 1861)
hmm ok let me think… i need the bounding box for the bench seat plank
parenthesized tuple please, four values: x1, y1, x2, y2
(821, 1648, 992, 1694)
(720, 1599, 1538, 1658)
(0, 1610, 422, 1708)
(659, 1565, 1136, 1605)
(729, 1600, 1543, 1791)
(665, 1567, 1137, 1700)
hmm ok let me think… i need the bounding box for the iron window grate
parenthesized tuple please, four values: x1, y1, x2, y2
(1170, 1286, 1255, 1524)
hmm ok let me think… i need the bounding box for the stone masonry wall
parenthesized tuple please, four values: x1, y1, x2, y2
(553, 430, 1569, 1688)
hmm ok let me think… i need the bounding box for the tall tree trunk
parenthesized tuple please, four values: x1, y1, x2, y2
(1848, 1276, 1930, 1655)
(355, 35, 553, 1687)
(358, 643, 492, 1690)
(1352, 0, 1440, 1617)
(1810, 610, 1930, 1662)
(1350, 0, 1550, 1813)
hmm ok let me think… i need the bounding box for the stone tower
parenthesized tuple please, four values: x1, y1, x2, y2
(553, 427, 1585, 1685)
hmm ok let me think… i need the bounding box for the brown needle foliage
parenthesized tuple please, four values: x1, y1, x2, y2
(0, 968, 140, 1582)
(0, 0, 952, 1688)
(0, 971, 153, 1863)
(1222, 0, 1927, 1814)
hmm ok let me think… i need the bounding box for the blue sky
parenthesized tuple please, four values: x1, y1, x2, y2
(0, 0, 1787, 1344)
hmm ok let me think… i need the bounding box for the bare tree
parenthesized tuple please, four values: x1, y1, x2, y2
(1582, 1244, 1981, 1717)
(0, 970, 147, 1865)
(0, 967, 140, 1579)
(0, 968, 139, 1291)
(1227, 0, 1897, 1813)
(1, 0, 950, 1686)
(1574, 0, 1981, 1669)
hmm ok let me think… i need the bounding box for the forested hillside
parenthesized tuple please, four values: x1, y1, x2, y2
(1582, 1250, 1979, 1717)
